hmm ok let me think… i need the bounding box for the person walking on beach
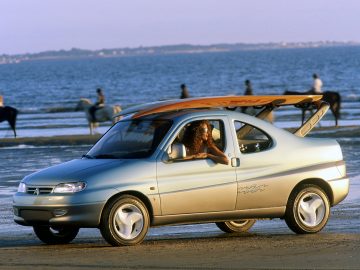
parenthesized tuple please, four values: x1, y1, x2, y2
(89, 88, 105, 122)
(244, 79, 253, 96)
(180, 84, 190, 99)
(310, 73, 323, 94)
(242, 79, 253, 113)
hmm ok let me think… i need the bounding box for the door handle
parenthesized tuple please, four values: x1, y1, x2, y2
(231, 157, 240, 167)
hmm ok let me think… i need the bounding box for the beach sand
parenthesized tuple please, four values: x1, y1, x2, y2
(0, 224, 359, 269)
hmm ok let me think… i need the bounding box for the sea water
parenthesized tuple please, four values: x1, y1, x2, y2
(0, 46, 360, 137)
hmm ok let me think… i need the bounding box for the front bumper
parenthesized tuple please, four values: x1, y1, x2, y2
(13, 192, 107, 227)
(13, 203, 104, 227)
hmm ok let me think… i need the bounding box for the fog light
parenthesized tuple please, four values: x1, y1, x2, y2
(53, 209, 67, 217)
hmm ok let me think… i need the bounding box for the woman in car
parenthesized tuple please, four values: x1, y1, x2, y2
(182, 120, 229, 165)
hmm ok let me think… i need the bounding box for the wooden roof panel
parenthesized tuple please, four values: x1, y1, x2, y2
(116, 95, 322, 119)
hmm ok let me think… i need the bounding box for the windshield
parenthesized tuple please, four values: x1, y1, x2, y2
(86, 119, 172, 159)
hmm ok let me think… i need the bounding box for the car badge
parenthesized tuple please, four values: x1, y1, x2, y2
(34, 188, 40, 195)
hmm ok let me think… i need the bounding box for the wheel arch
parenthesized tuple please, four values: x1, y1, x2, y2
(100, 191, 154, 225)
(288, 178, 334, 207)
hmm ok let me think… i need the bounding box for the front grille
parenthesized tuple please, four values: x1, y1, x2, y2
(26, 186, 53, 195)
(20, 209, 53, 220)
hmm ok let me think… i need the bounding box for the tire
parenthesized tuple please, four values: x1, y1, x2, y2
(100, 195, 150, 246)
(33, 225, 79, 244)
(216, 219, 256, 233)
(285, 184, 330, 234)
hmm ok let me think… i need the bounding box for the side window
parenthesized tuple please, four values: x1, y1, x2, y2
(209, 120, 225, 151)
(167, 119, 226, 161)
(234, 121, 272, 154)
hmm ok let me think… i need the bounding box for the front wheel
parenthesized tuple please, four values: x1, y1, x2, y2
(33, 225, 79, 244)
(100, 195, 150, 246)
(216, 219, 256, 233)
(285, 184, 330, 234)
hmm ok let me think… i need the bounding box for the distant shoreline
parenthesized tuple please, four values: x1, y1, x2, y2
(1, 41, 359, 65)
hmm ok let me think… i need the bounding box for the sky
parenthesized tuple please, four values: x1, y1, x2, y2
(1, 0, 360, 55)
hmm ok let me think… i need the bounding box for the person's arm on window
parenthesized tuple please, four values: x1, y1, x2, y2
(207, 146, 229, 165)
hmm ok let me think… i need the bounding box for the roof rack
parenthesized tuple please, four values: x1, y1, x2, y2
(115, 95, 323, 119)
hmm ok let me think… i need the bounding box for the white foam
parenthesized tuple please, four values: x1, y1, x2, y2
(0, 144, 91, 150)
(0, 187, 17, 196)
(14, 126, 110, 138)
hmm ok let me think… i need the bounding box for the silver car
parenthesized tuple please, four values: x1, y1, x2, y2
(13, 96, 349, 246)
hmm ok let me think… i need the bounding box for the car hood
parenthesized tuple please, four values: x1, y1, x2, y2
(23, 159, 126, 185)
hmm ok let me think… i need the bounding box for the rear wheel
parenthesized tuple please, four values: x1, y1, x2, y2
(33, 225, 79, 244)
(100, 195, 150, 246)
(285, 184, 330, 234)
(216, 219, 256, 233)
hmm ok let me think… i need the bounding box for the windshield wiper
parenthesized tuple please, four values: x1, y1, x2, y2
(82, 154, 94, 159)
(93, 154, 118, 159)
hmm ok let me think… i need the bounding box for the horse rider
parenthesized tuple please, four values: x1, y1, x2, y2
(310, 73, 323, 94)
(89, 88, 105, 122)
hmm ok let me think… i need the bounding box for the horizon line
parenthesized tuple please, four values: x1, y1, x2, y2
(2, 40, 360, 57)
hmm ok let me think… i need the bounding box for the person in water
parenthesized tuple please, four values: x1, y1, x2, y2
(89, 88, 105, 122)
(182, 120, 228, 165)
(243, 79, 253, 96)
(242, 79, 253, 113)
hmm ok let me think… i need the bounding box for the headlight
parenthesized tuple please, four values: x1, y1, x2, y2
(53, 182, 86, 193)
(17, 182, 26, 193)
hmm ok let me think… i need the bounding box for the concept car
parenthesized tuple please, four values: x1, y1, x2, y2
(13, 95, 349, 246)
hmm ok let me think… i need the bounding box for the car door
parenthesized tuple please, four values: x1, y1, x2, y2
(231, 119, 286, 211)
(156, 117, 238, 215)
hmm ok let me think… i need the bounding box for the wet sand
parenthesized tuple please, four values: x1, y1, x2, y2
(1, 192, 360, 269)
(0, 227, 359, 269)
(1, 193, 359, 269)
(1, 125, 360, 147)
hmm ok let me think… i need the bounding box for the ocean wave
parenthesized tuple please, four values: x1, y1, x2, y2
(0, 186, 17, 197)
(345, 94, 360, 102)
(19, 107, 76, 114)
(8, 97, 360, 117)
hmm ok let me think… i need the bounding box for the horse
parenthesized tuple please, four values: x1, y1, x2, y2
(284, 90, 341, 126)
(75, 98, 122, 135)
(0, 106, 18, 137)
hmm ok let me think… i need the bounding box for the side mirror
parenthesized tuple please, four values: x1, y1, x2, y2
(164, 143, 186, 162)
